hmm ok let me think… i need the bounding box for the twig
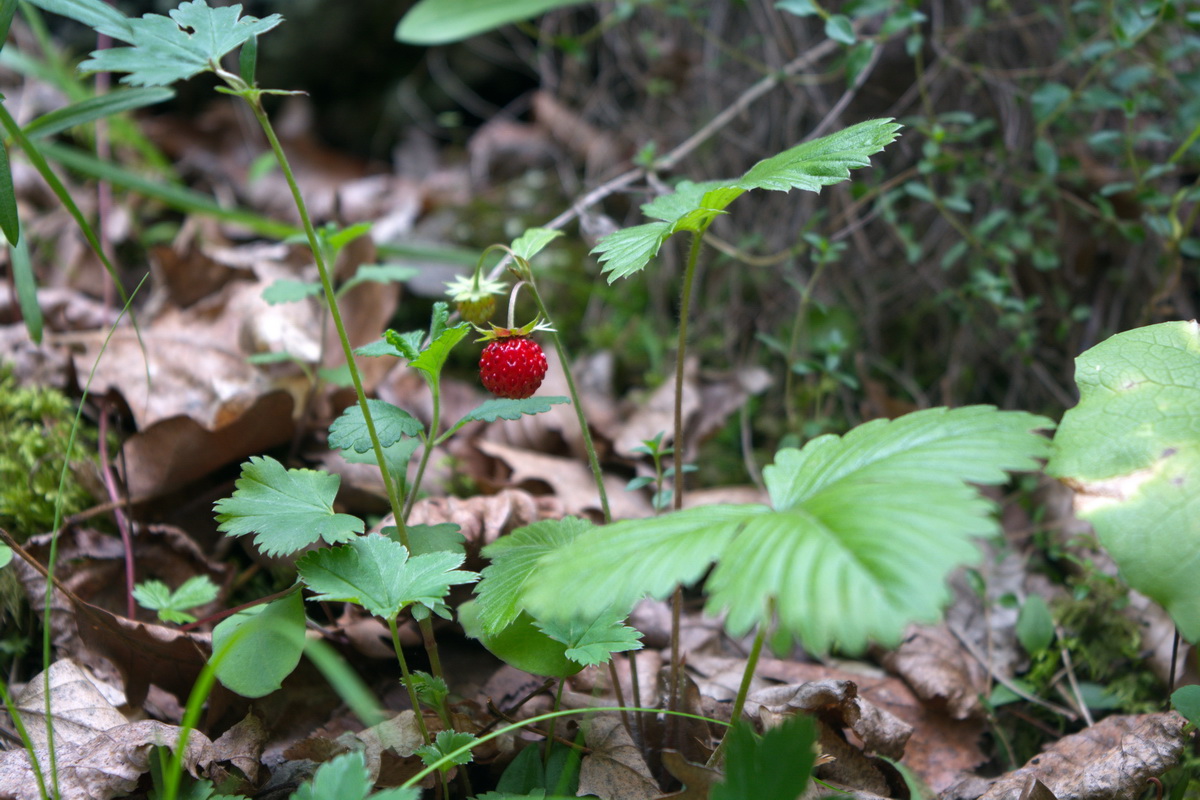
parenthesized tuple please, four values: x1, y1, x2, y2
(947, 622, 1079, 721)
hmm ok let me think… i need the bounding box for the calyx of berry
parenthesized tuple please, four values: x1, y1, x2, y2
(475, 318, 554, 343)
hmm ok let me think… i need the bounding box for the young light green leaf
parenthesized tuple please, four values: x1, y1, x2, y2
(23, 87, 174, 139)
(592, 119, 899, 282)
(408, 321, 470, 380)
(78, 1, 283, 87)
(1046, 321, 1200, 642)
(262, 279, 322, 305)
(510, 228, 564, 260)
(527, 406, 1052, 654)
(328, 399, 423, 454)
(711, 714, 817, 800)
(416, 730, 476, 770)
(133, 575, 219, 624)
(443, 396, 570, 439)
(290, 750, 420, 800)
(214, 456, 364, 557)
(396, 0, 587, 44)
(537, 609, 642, 666)
(213, 591, 306, 698)
(477, 517, 595, 634)
(296, 535, 477, 620)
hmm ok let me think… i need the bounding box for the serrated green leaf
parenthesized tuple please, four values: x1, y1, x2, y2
(527, 406, 1052, 654)
(408, 321, 470, 379)
(416, 730, 476, 769)
(511, 227, 563, 260)
(297, 535, 477, 620)
(23, 0, 133, 39)
(428, 300, 451, 343)
(79, 1, 283, 87)
(445, 396, 569, 439)
(592, 120, 898, 282)
(459, 601, 580, 677)
(328, 399, 423, 454)
(262, 279, 322, 305)
(396, 0, 587, 44)
(477, 517, 595, 634)
(133, 576, 219, 624)
(356, 338, 406, 358)
(711, 714, 816, 800)
(214, 456, 364, 557)
(23, 87, 174, 139)
(537, 609, 642, 666)
(736, 118, 900, 194)
(1046, 321, 1200, 641)
(290, 750, 421, 800)
(402, 523, 465, 557)
(213, 591, 306, 698)
(342, 436, 419, 484)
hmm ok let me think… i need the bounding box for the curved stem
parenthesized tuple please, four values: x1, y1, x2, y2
(525, 281, 612, 522)
(404, 381, 440, 520)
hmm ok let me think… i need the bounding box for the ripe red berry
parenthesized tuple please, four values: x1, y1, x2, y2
(480, 336, 547, 399)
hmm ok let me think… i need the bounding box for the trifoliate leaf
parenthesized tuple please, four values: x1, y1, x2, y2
(711, 714, 817, 800)
(262, 279, 321, 304)
(510, 227, 564, 260)
(297, 535, 477, 620)
(78, 1, 283, 87)
(537, 609, 642, 666)
(132, 575, 219, 624)
(476, 517, 595, 634)
(214, 456, 363, 557)
(416, 730, 477, 770)
(289, 750, 420, 800)
(592, 119, 899, 282)
(213, 591, 306, 698)
(328, 399, 423, 454)
(444, 396, 570, 439)
(1046, 321, 1200, 641)
(526, 406, 1052, 654)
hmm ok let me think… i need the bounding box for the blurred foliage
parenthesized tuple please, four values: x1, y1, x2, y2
(0, 363, 95, 539)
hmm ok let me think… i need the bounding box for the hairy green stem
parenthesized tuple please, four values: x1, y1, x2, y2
(525, 280, 612, 523)
(672, 231, 705, 511)
(404, 382, 440, 520)
(388, 618, 432, 746)
(544, 678, 568, 768)
(0, 674, 49, 800)
(230, 78, 445, 680)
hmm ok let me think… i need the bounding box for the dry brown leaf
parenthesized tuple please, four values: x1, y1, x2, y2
(580, 713, 661, 800)
(13, 660, 127, 749)
(206, 711, 268, 786)
(883, 625, 988, 720)
(402, 488, 566, 552)
(477, 440, 652, 520)
(0, 720, 212, 800)
(654, 750, 722, 799)
(976, 713, 1188, 800)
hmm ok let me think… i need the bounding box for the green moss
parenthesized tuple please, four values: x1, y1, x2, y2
(0, 364, 97, 539)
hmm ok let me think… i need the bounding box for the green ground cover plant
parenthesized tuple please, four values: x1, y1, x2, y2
(1, 0, 1198, 798)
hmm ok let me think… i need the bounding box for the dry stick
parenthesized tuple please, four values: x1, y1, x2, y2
(948, 622, 1079, 721)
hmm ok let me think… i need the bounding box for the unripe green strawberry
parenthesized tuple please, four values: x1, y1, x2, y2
(457, 295, 496, 326)
(480, 336, 547, 399)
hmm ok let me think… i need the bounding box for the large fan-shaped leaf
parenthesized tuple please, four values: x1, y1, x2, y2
(526, 406, 1052, 654)
(1046, 321, 1200, 641)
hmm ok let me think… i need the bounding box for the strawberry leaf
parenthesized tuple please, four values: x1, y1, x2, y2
(592, 118, 900, 283)
(296, 535, 477, 620)
(212, 591, 306, 698)
(476, 517, 594, 634)
(537, 609, 643, 666)
(712, 714, 817, 800)
(132, 575, 218, 624)
(510, 227, 564, 260)
(292, 750, 420, 800)
(416, 730, 477, 770)
(1046, 321, 1200, 641)
(328, 399, 423, 454)
(214, 456, 363, 557)
(77, 1, 283, 87)
(442, 396, 569, 440)
(525, 406, 1052, 654)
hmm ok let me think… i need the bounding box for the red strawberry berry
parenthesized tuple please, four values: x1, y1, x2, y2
(480, 336, 547, 399)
